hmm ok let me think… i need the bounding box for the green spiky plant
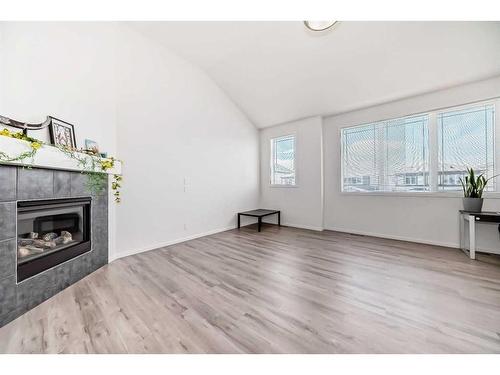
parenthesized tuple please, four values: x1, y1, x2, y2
(459, 168, 497, 198)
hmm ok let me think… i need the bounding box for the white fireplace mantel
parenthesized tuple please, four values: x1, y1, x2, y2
(0, 136, 122, 175)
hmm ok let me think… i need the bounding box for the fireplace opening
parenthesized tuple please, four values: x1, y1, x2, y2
(17, 197, 92, 282)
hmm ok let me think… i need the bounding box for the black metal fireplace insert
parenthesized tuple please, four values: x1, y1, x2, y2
(17, 197, 92, 282)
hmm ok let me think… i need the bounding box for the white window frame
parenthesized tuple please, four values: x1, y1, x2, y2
(270, 134, 297, 188)
(340, 98, 500, 198)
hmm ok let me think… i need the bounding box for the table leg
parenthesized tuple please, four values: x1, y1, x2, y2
(258, 217, 262, 232)
(278, 212, 281, 226)
(237, 214, 240, 229)
(468, 215, 476, 260)
(459, 213, 464, 252)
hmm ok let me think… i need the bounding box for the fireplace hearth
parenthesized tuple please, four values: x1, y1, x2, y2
(17, 197, 92, 282)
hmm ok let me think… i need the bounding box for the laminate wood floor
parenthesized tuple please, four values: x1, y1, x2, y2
(1, 225, 500, 353)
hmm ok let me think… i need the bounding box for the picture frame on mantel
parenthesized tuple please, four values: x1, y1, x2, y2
(49, 116, 77, 149)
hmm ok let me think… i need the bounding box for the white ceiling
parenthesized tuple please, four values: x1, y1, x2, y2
(130, 21, 500, 128)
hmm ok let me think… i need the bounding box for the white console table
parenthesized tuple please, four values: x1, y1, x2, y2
(459, 210, 500, 260)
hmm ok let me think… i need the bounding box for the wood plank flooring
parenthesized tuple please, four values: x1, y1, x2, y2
(1, 224, 500, 353)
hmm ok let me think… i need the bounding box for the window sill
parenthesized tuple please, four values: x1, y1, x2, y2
(269, 184, 299, 188)
(339, 191, 500, 199)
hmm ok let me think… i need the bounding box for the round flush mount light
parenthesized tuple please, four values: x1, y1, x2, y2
(303, 21, 337, 32)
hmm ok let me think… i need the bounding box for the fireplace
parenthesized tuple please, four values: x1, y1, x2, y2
(16, 197, 92, 282)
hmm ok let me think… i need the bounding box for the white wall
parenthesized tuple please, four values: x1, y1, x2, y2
(0, 22, 118, 153)
(0, 22, 119, 259)
(2, 22, 499, 257)
(114, 27, 259, 258)
(0, 26, 4, 109)
(259, 116, 323, 230)
(0, 22, 260, 261)
(323, 76, 500, 251)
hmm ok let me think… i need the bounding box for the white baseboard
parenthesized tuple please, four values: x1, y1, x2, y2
(109, 222, 324, 262)
(246, 218, 324, 232)
(325, 227, 500, 255)
(256, 221, 324, 232)
(325, 226, 458, 249)
(109, 226, 234, 262)
(281, 222, 324, 231)
(113, 224, 497, 264)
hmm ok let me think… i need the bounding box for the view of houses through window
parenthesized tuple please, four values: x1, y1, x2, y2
(270, 135, 296, 186)
(342, 114, 429, 192)
(342, 102, 496, 193)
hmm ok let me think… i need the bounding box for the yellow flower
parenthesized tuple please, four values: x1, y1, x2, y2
(31, 142, 41, 150)
(100, 159, 114, 171)
(1, 128, 11, 137)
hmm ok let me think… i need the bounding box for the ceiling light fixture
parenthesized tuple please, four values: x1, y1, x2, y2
(303, 21, 337, 32)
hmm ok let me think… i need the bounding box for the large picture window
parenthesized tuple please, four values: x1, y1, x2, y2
(341, 101, 496, 194)
(342, 115, 429, 192)
(270, 135, 296, 186)
(438, 104, 495, 191)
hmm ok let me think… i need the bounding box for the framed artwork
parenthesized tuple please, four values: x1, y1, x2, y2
(49, 117, 77, 148)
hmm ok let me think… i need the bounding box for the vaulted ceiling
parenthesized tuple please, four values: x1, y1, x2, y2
(130, 21, 500, 128)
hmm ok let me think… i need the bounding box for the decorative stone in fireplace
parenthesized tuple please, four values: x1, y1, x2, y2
(0, 165, 108, 327)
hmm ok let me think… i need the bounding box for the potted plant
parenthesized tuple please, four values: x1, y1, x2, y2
(459, 167, 497, 212)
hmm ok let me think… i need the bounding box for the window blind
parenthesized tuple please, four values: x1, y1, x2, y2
(342, 115, 429, 192)
(437, 104, 495, 191)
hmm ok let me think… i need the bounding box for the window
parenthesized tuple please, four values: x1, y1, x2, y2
(405, 175, 418, 185)
(270, 135, 296, 186)
(438, 104, 495, 191)
(341, 101, 497, 194)
(342, 114, 429, 192)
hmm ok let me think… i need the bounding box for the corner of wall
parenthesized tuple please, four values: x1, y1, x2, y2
(319, 116, 325, 231)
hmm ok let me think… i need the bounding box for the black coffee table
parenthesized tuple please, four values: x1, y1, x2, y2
(237, 209, 281, 232)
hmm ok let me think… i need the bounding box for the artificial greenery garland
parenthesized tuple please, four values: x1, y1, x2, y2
(0, 128, 122, 202)
(0, 128, 41, 163)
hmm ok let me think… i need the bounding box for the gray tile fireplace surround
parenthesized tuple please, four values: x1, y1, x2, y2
(0, 165, 108, 327)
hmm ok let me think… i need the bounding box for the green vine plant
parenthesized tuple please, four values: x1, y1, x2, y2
(0, 128, 41, 165)
(0, 128, 122, 202)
